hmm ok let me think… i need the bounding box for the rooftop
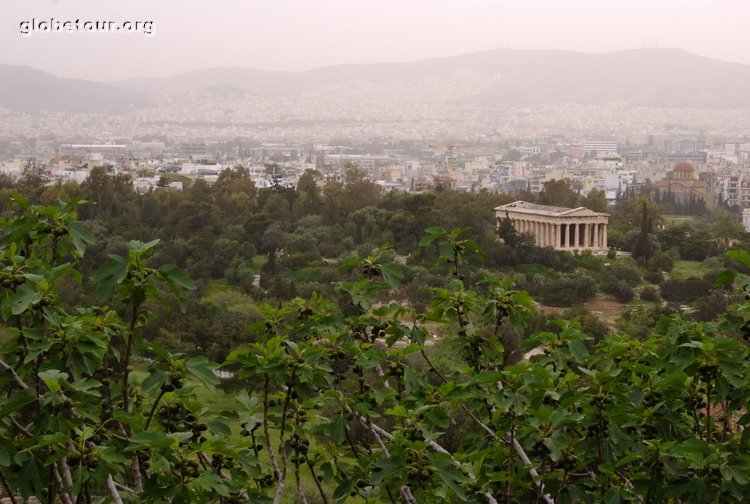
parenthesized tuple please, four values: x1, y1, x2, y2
(672, 162, 696, 172)
(495, 200, 608, 217)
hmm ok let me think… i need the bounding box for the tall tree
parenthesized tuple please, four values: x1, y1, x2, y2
(537, 178, 580, 208)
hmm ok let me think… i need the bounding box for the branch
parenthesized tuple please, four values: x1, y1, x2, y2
(371, 360, 501, 504)
(113, 480, 136, 494)
(295, 462, 309, 504)
(120, 306, 139, 413)
(0, 358, 29, 389)
(372, 363, 391, 389)
(131, 456, 143, 494)
(262, 376, 284, 504)
(59, 457, 74, 493)
(493, 381, 553, 504)
(400, 485, 418, 504)
(277, 379, 295, 482)
(51, 465, 72, 504)
(107, 474, 124, 504)
(349, 407, 500, 503)
(143, 388, 166, 430)
(0, 469, 18, 504)
(10, 417, 33, 438)
(416, 346, 553, 504)
(307, 462, 330, 504)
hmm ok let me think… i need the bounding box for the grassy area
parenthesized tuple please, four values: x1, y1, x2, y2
(204, 278, 231, 295)
(575, 255, 605, 271)
(293, 263, 326, 282)
(252, 254, 268, 271)
(671, 260, 708, 280)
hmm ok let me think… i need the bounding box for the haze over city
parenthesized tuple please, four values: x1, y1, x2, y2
(4, 0, 750, 81)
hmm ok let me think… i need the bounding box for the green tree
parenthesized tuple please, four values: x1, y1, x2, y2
(536, 178, 580, 208)
(16, 159, 48, 202)
(632, 200, 657, 265)
(80, 166, 136, 220)
(582, 188, 608, 213)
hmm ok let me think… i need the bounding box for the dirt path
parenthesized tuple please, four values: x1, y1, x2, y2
(537, 293, 627, 326)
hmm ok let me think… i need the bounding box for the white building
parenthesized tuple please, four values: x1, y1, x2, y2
(743, 208, 750, 233)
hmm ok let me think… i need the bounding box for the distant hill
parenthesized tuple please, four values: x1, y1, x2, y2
(112, 48, 750, 108)
(2, 48, 750, 113)
(0, 65, 149, 113)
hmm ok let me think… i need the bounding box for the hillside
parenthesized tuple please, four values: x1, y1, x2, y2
(113, 48, 750, 107)
(0, 64, 149, 112)
(3, 48, 750, 113)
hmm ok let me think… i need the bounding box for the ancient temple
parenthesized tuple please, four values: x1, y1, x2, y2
(495, 201, 609, 252)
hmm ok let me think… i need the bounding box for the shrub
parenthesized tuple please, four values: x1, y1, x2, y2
(608, 261, 643, 287)
(601, 261, 641, 297)
(639, 285, 661, 302)
(691, 291, 732, 322)
(561, 305, 610, 343)
(606, 228, 625, 249)
(660, 277, 711, 303)
(644, 269, 664, 285)
(609, 280, 635, 303)
(648, 251, 674, 272)
(537, 272, 597, 307)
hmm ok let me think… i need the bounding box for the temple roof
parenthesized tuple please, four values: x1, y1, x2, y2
(494, 200, 608, 217)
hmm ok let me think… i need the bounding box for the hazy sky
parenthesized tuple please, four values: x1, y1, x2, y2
(3, 0, 750, 81)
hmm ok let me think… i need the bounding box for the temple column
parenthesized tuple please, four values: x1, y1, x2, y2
(602, 224, 607, 249)
(568, 223, 575, 248)
(556, 223, 562, 248)
(536, 222, 544, 247)
(594, 222, 600, 249)
(591, 222, 596, 249)
(549, 223, 554, 247)
(583, 223, 588, 247)
(550, 223, 554, 247)
(536, 222, 541, 246)
(577, 222, 586, 248)
(584, 223, 590, 248)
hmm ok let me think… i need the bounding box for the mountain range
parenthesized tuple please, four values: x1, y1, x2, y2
(2, 48, 750, 113)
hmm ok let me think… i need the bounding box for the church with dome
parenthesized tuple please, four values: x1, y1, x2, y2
(654, 162, 709, 205)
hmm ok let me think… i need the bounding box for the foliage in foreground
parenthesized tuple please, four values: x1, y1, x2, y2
(2, 199, 750, 503)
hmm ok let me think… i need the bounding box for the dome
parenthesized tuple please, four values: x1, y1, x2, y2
(672, 162, 695, 173)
